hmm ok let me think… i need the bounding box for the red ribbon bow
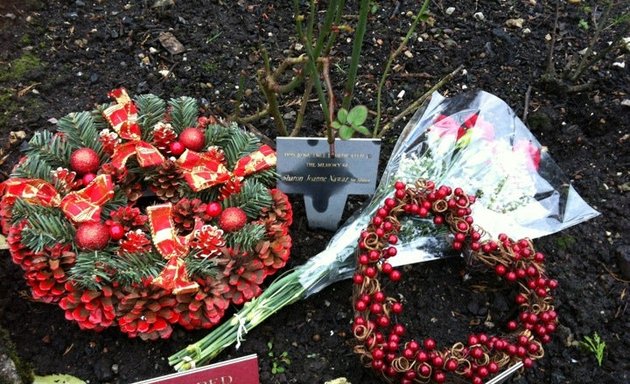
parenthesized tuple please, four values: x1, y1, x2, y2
(147, 203, 200, 295)
(1, 174, 114, 223)
(103, 88, 164, 169)
(176, 144, 276, 194)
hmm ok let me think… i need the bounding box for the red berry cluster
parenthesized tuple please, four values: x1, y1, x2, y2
(352, 180, 558, 384)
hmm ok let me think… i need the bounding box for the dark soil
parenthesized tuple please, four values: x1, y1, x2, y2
(1, 1, 629, 384)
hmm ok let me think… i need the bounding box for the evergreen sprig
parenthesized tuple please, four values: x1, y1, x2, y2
(100, 188, 130, 218)
(249, 168, 278, 188)
(186, 255, 221, 279)
(224, 181, 272, 219)
(19, 208, 75, 252)
(205, 124, 260, 167)
(168, 96, 198, 133)
(25, 130, 73, 169)
(110, 251, 165, 287)
(135, 94, 166, 141)
(11, 153, 54, 182)
(225, 223, 266, 254)
(68, 250, 115, 290)
(56, 111, 105, 157)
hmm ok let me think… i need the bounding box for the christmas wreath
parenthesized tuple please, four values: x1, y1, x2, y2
(0, 89, 293, 340)
(352, 180, 557, 384)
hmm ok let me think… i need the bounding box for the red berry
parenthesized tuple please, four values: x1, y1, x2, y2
(179, 127, 206, 151)
(205, 202, 222, 217)
(169, 141, 185, 156)
(391, 302, 403, 314)
(389, 270, 402, 282)
(353, 273, 364, 285)
(495, 265, 507, 275)
(109, 223, 125, 241)
(394, 181, 405, 190)
(445, 359, 458, 371)
(82, 173, 96, 185)
(354, 300, 367, 311)
(424, 338, 436, 350)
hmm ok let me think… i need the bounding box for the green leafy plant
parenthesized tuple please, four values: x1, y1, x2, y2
(580, 332, 606, 366)
(332, 105, 370, 140)
(267, 341, 291, 375)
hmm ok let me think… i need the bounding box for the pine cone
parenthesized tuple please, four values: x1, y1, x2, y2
(190, 225, 225, 258)
(8, 223, 76, 303)
(223, 253, 267, 305)
(150, 160, 185, 203)
(59, 283, 117, 331)
(175, 275, 231, 330)
(108, 206, 148, 232)
(172, 198, 209, 234)
(152, 122, 177, 154)
(116, 287, 179, 341)
(256, 225, 292, 276)
(118, 230, 152, 255)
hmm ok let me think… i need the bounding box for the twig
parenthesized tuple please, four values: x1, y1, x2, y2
(545, 0, 561, 77)
(292, 77, 315, 136)
(373, 0, 431, 137)
(321, 57, 336, 158)
(522, 85, 532, 123)
(378, 64, 463, 138)
(235, 105, 270, 124)
(243, 123, 276, 148)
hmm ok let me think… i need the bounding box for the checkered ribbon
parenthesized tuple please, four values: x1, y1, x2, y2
(103, 88, 164, 169)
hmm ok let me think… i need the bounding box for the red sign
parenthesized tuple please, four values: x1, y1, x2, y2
(133, 354, 259, 384)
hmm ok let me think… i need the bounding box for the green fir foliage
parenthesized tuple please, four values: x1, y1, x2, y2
(56, 111, 105, 157)
(100, 188, 130, 218)
(11, 200, 75, 252)
(249, 168, 278, 188)
(24, 130, 73, 170)
(69, 251, 115, 290)
(168, 96, 198, 133)
(186, 255, 221, 279)
(225, 223, 266, 254)
(224, 181, 272, 219)
(205, 123, 261, 167)
(110, 252, 165, 287)
(135, 94, 167, 141)
(11, 149, 55, 182)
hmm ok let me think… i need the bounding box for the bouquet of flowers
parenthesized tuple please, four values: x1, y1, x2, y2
(169, 90, 598, 369)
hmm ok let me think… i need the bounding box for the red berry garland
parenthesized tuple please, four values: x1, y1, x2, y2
(352, 180, 558, 384)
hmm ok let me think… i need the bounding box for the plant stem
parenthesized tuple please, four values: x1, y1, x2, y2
(259, 49, 288, 136)
(291, 77, 314, 136)
(321, 57, 336, 157)
(378, 64, 463, 138)
(341, 0, 369, 110)
(568, 1, 613, 82)
(373, 0, 430, 138)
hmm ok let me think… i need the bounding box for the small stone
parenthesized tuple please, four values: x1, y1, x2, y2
(324, 378, 351, 384)
(89, 73, 99, 83)
(523, 27, 531, 35)
(75, 0, 85, 6)
(505, 18, 524, 28)
(312, 334, 321, 342)
(473, 12, 485, 21)
(616, 245, 630, 280)
(445, 7, 455, 15)
(111, 364, 119, 374)
(545, 33, 552, 41)
(404, 50, 413, 58)
(94, 357, 114, 382)
(621, 99, 630, 107)
(158, 31, 185, 55)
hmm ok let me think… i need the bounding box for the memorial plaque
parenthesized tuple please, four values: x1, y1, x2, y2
(277, 137, 380, 230)
(132, 354, 259, 384)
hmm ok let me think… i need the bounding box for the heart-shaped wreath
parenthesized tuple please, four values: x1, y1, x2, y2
(352, 180, 557, 383)
(0, 89, 292, 340)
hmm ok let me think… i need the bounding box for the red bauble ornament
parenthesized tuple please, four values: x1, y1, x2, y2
(109, 223, 125, 241)
(219, 207, 247, 232)
(70, 148, 100, 175)
(206, 202, 223, 217)
(76, 222, 111, 250)
(179, 128, 205, 151)
(169, 141, 185, 156)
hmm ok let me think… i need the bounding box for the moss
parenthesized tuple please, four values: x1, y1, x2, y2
(556, 235, 576, 251)
(0, 326, 33, 384)
(0, 53, 43, 82)
(19, 34, 31, 46)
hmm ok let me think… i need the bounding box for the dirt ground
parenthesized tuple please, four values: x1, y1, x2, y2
(0, 1, 628, 383)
